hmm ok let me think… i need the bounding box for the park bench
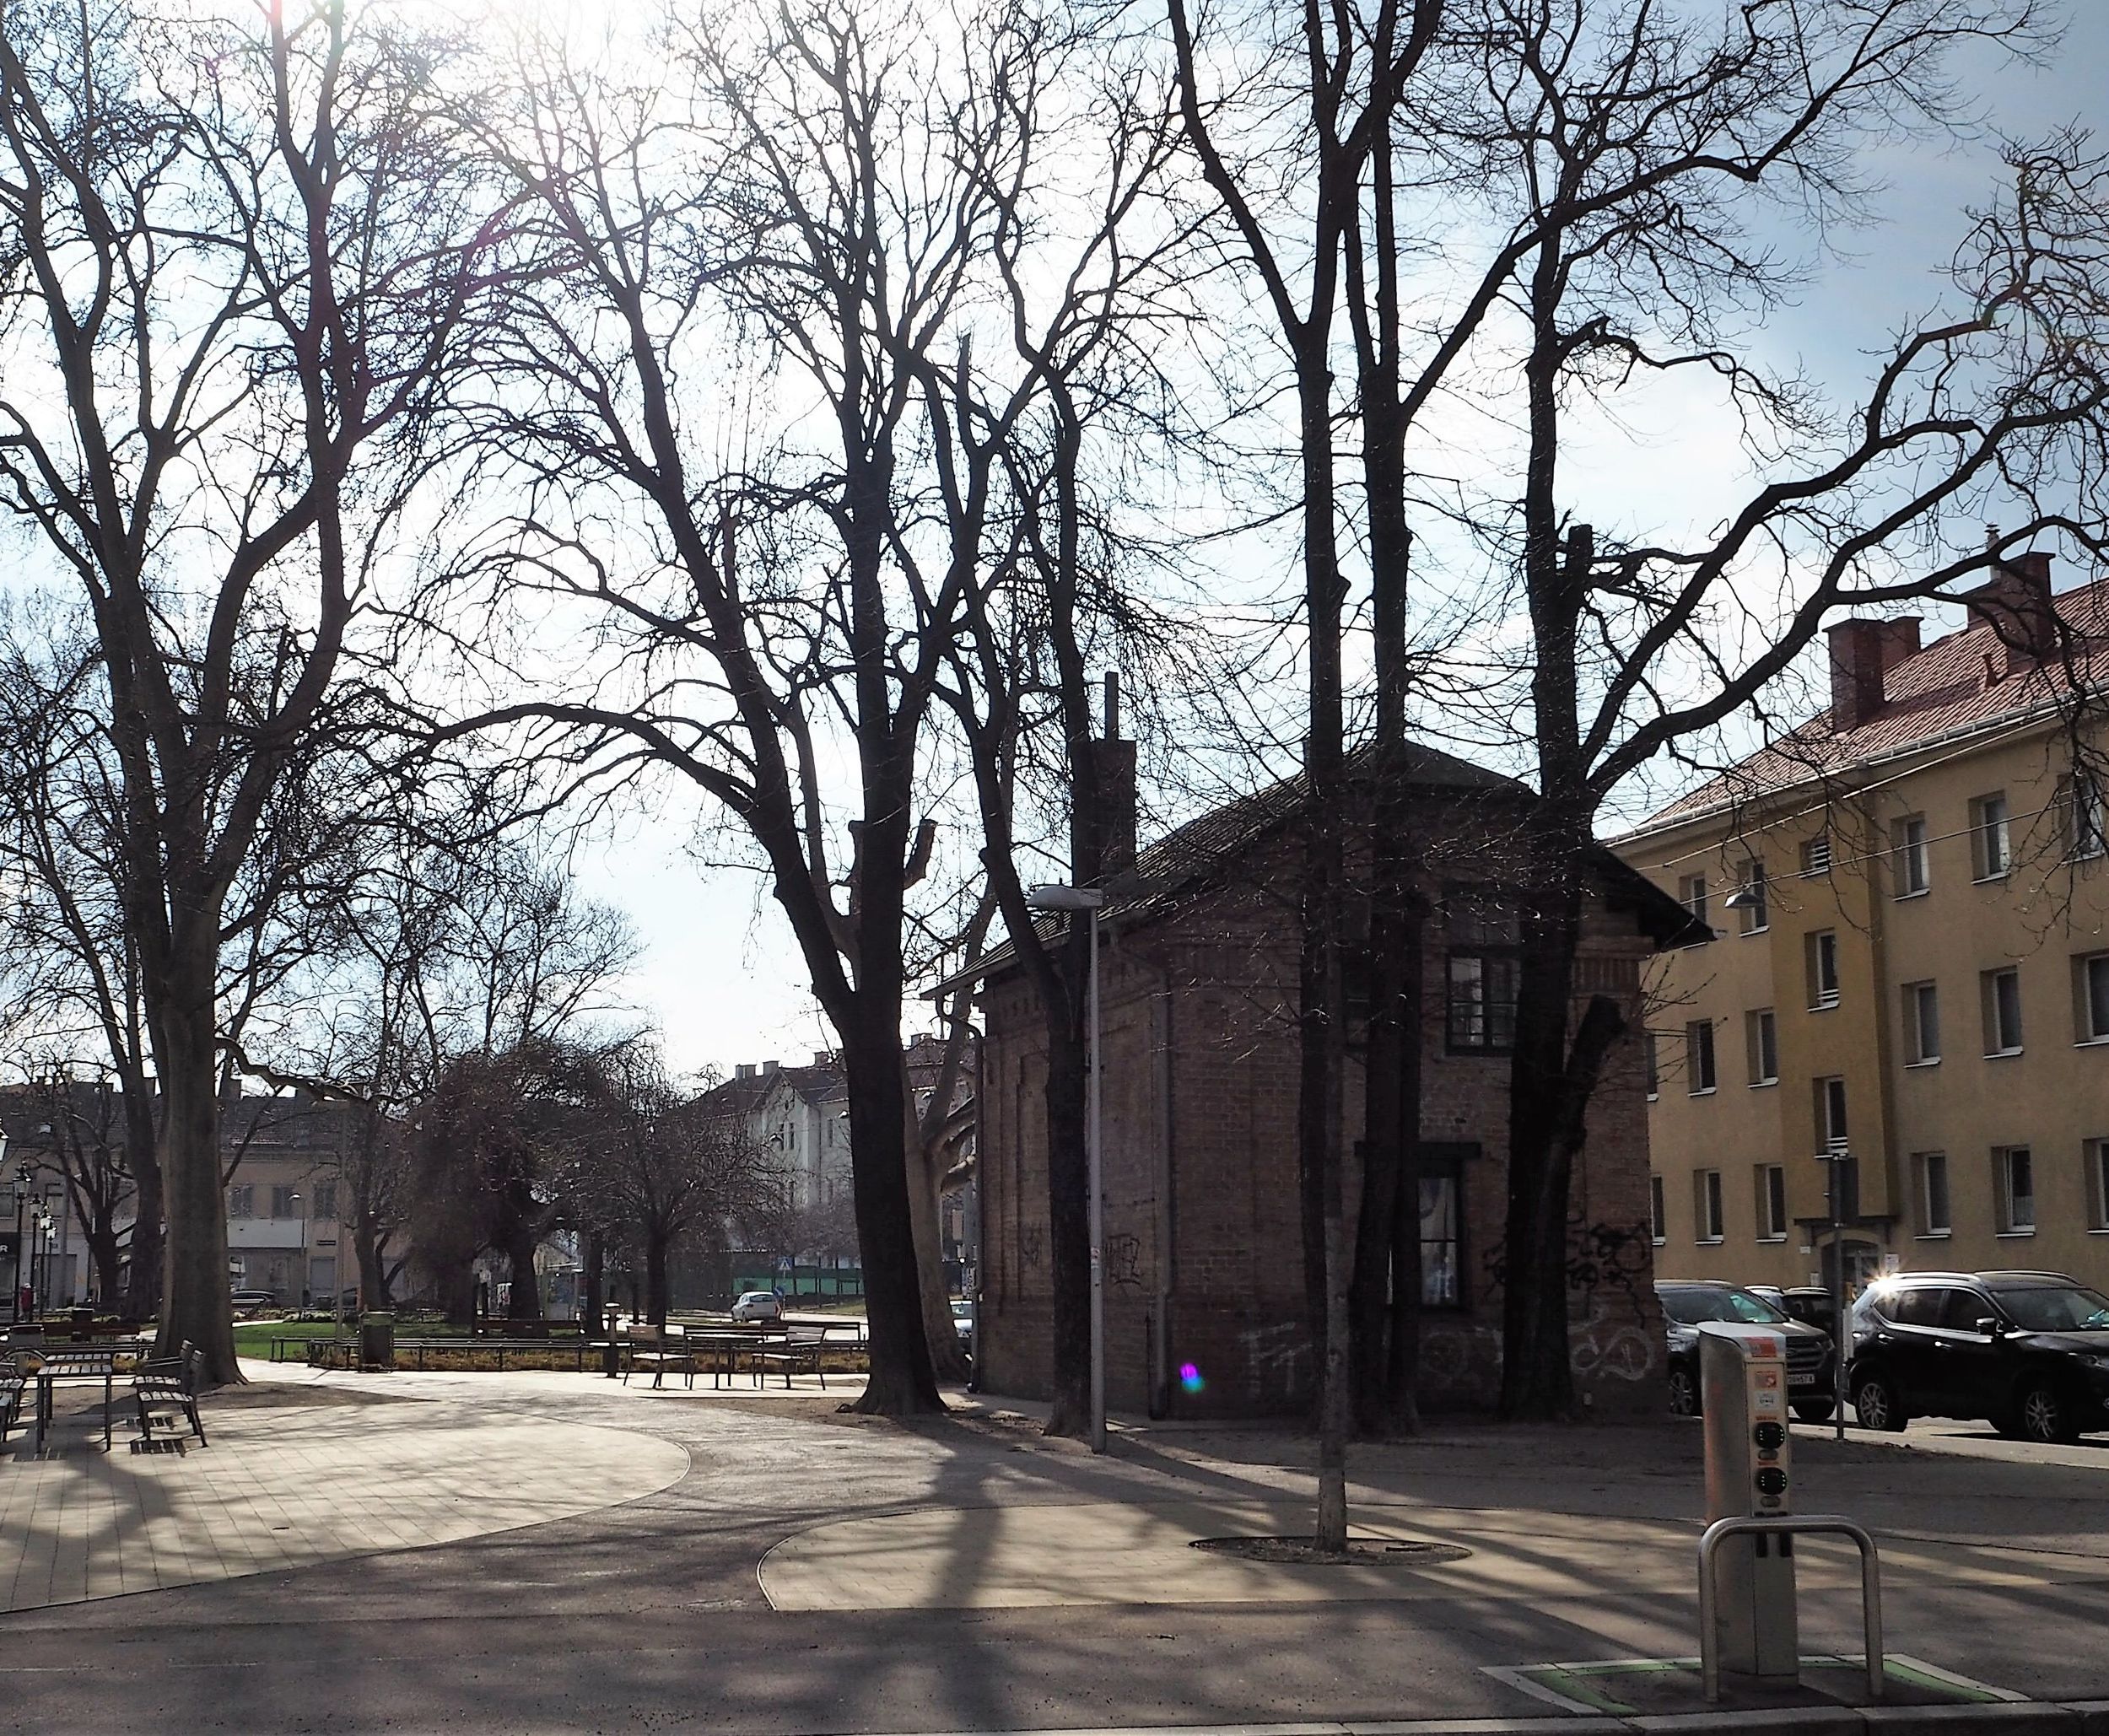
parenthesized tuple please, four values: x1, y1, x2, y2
(0, 1361, 23, 1448)
(621, 1324, 694, 1389)
(132, 1343, 207, 1451)
(752, 1325, 829, 1390)
(272, 1333, 344, 1363)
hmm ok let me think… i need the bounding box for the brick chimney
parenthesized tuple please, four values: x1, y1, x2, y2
(1965, 550, 2056, 675)
(1089, 671, 1137, 877)
(1828, 616, 1921, 730)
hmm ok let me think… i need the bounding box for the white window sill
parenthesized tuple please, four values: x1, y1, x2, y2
(1914, 1231, 1952, 1241)
(1652, 1236, 1667, 1248)
(1984, 1048, 2025, 1059)
(1810, 1000, 1840, 1012)
(1646, 1092, 1659, 1103)
(1749, 1078, 1778, 1089)
(1740, 925, 1771, 936)
(1895, 887, 1931, 902)
(1756, 1234, 1788, 1244)
(1995, 1228, 2037, 1238)
(2090, 1227, 2109, 1236)
(2076, 1036, 2109, 1049)
(1904, 1057, 1941, 1070)
(1696, 1236, 1725, 1246)
(1974, 871, 2011, 886)
(1689, 1086, 1718, 1098)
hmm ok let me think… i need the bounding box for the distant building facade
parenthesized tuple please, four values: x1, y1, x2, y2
(965, 741, 1696, 1419)
(1618, 555, 2109, 1295)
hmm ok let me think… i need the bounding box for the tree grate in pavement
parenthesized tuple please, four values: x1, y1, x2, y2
(1485, 1653, 2026, 1717)
(1189, 1535, 1473, 1566)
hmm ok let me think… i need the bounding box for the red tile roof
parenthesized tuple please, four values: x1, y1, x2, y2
(1630, 573, 2109, 834)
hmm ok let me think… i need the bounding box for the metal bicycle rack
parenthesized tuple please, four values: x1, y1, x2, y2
(1699, 1513, 1884, 1704)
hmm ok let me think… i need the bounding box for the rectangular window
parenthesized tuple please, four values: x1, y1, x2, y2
(1644, 1032, 1659, 1099)
(1446, 952, 1520, 1051)
(1418, 1144, 1470, 1307)
(270, 1185, 299, 1219)
(1914, 1151, 1950, 1235)
(1650, 1174, 1668, 1245)
(1982, 966, 2024, 1054)
(1695, 1168, 1724, 1242)
(1893, 815, 1930, 896)
(1995, 1146, 2036, 1233)
(2078, 953, 2109, 1043)
(227, 1184, 254, 1219)
(2072, 774, 2106, 860)
(1756, 1164, 1788, 1240)
(1807, 930, 1841, 1007)
(1678, 873, 1709, 933)
(1745, 1009, 1777, 1086)
(1903, 981, 1940, 1065)
(1816, 1076, 1848, 1151)
(1800, 832, 1832, 877)
(1686, 1019, 1717, 1093)
(2088, 1139, 2109, 1232)
(1973, 793, 2011, 880)
(313, 1181, 337, 1221)
(1737, 860, 1768, 933)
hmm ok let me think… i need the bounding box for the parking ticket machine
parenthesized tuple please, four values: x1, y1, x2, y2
(1698, 1322, 1797, 1680)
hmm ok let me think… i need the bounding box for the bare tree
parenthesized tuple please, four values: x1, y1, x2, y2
(1404, 0, 2109, 1418)
(0, 0, 513, 1378)
(437, 0, 1103, 1412)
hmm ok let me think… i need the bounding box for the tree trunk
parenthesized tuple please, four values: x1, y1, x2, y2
(908, 1133, 970, 1383)
(645, 1227, 669, 1329)
(437, 1260, 477, 1327)
(85, 1224, 122, 1307)
(156, 984, 240, 1383)
(505, 1224, 545, 1320)
(119, 1079, 163, 1323)
(843, 1015, 944, 1415)
(582, 1228, 605, 1333)
(1382, 898, 1425, 1432)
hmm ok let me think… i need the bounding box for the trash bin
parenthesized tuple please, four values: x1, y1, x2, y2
(359, 1311, 396, 1372)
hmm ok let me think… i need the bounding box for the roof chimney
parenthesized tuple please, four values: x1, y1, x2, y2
(735, 1064, 754, 1081)
(1827, 616, 1919, 731)
(760, 1059, 779, 1076)
(1965, 550, 2056, 674)
(1090, 670, 1137, 877)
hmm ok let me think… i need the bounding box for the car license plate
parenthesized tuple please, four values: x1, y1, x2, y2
(1788, 1372, 1818, 1388)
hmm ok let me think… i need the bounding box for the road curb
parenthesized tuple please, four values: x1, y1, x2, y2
(887, 1706, 2097, 1736)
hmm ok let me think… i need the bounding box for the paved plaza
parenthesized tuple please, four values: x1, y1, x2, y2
(5, 1361, 2109, 1731)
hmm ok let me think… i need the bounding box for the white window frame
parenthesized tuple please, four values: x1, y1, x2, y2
(1745, 1008, 1777, 1086)
(1695, 1168, 1724, 1243)
(1678, 873, 1709, 935)
(1650, 1173, 1668, 1246)
(1756, 1164, 1788, 1241)
(1995, 1146, 2036, 1235)
(1904, 980, 1940, 1065)
(1974, 793, 2012, 881)
(2078, 952, 2109, 1045)
(1686, 1019, 1717, 1094)
(1982, 966, 2024, 1056)
(2087, 1138, 2109, 1233)
(1817, 1076, 1848, 1152)
(1738, 860, 1769, 934)
(1808, 930, 1841, 1009)
(1800, 832, 1832, 877)
(1894, 814, 1930, 897)
(2073, 774, 2106, 861)
(1913, 1151, 1950, 1237)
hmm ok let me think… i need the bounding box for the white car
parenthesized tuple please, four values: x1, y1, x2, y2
(731, 1290, 784, 1323)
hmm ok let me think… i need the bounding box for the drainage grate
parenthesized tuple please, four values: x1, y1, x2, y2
(1189, 1535, 1471, 1566)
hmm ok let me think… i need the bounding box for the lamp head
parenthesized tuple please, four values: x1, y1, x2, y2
(1026, 882, 1106, 914)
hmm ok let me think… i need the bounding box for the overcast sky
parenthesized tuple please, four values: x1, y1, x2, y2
(598, 4, 2109, 1081)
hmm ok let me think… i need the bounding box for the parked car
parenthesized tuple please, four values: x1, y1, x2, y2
(1657, 1280, 1837, 1421)
(229, 1289, 280, 1310)
(1748, 1285, 1838, 1337)
(731, 1290, 785, 1324)
(1847, 1270, 2109, 1442)
(950, 1297, 974, 1349)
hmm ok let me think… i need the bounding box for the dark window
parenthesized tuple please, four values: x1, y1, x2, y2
(1936, 1289, 1993, 1331)
(1738, 861, 1769, 932)
(1417, 1143, 1473, 1308)
(1687, 1019, 1717, 1092)
(1890, 1287, 1946, 1329)
(313, 1181, 337, 1221)
(1447, 953, 1519, 1051)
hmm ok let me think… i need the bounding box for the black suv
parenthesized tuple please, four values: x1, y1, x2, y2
(1847, 1270, 2109, 1443)
(1657, 1280, 1837, 1421)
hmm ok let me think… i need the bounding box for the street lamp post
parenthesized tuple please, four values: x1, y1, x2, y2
(289, 1190, 305, 1309)
(1027, 881, 1108, 1454)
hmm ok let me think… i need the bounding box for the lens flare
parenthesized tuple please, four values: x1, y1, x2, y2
(1178, 1361, 1205, 1394)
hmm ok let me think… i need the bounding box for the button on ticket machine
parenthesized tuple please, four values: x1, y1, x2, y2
(1698, 1322, 1797, 1679)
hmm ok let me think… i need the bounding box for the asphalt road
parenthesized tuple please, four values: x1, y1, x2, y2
(6, 1384, 2109, 1733)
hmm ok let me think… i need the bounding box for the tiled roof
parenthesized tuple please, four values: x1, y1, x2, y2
(1631, 573, 2109, 835)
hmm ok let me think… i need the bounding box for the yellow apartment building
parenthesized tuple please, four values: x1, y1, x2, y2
(1616, 554, 2109, 1295)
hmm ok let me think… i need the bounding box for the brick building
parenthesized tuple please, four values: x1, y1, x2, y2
(968, 740, 1699, 1419)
